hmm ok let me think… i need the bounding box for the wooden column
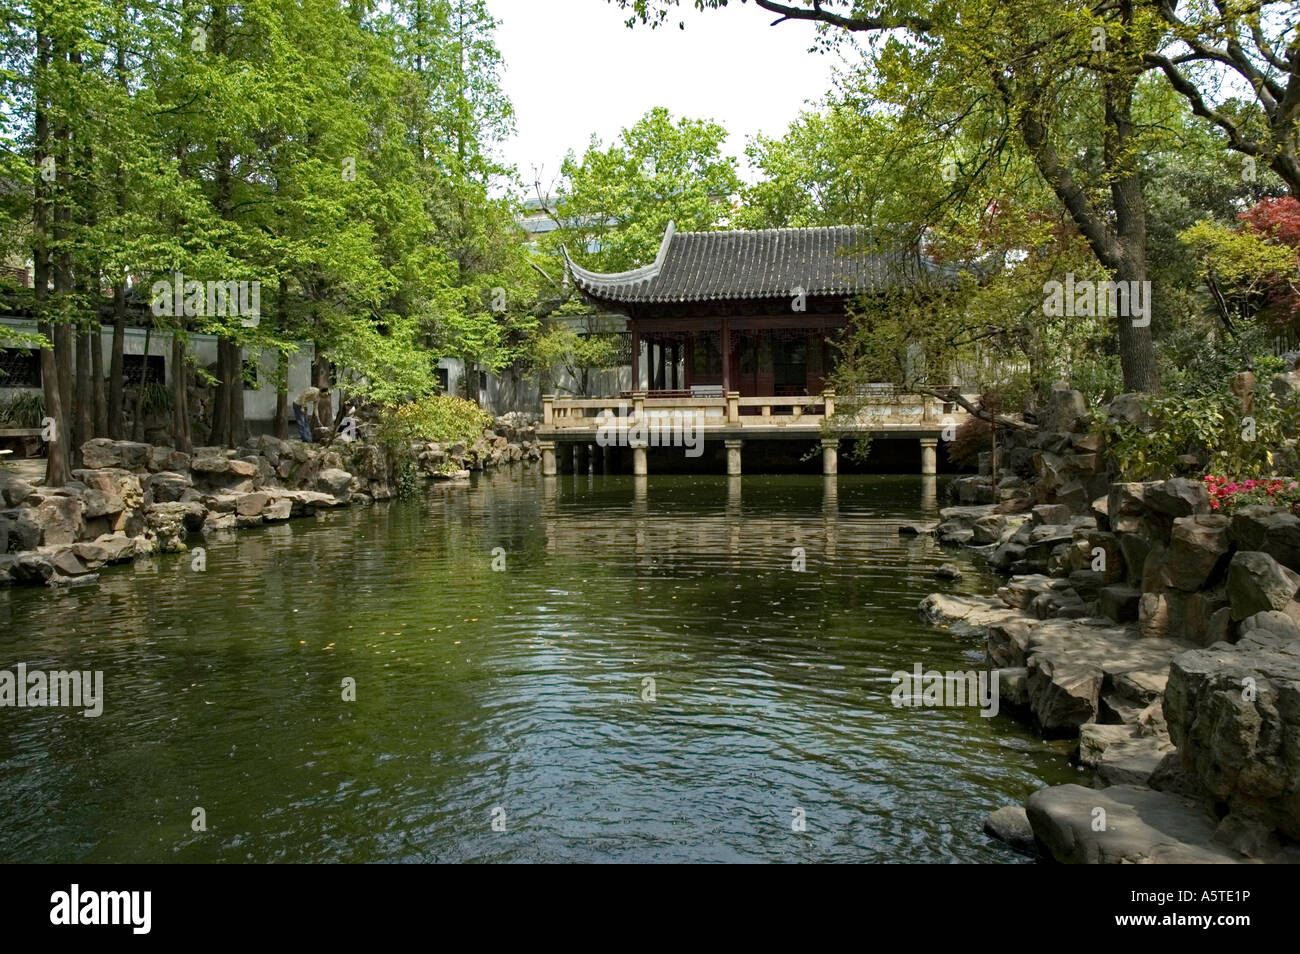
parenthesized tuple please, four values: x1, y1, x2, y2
(631, 328, 641, 391)
(721, 319, 730, 394)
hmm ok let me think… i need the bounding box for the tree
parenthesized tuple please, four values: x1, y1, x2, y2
(544, 106, 742, 272)
(605, 0, 1295, 394)
(1, 0, 533, 472)
(1182, 196, 1300, 330)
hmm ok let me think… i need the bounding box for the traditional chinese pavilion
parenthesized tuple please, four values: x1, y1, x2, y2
(545, 222, 968, 477)
(561, 221, 951, 397)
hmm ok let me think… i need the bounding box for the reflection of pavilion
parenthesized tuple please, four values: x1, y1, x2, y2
(543, 222, 974, 476)
(536, 478, 919, 574)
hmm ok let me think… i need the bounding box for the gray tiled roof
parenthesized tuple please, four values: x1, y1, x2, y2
(561, 222, 953, 305)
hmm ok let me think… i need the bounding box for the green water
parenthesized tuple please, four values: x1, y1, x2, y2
(0, 469, 1077, 863)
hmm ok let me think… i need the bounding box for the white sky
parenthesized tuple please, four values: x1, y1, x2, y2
(486, 0, 847, 194)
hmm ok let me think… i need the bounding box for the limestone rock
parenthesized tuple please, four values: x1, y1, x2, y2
(1026, 784, 1243, 864)
(918, 592, 1021, 632)
(1229, 506, 1300, 573)
(235, 492, 270, 517)
(983, 806, 1037, 856)
(81, 438, 152, 471)
(262, 497, 293, 521)
(32, 495, 84, 546)
(145, 501, 205, 551)
(1226, 550, 1300, 620)
(1026, 655, 1102, 733)
(1165, 640, 1300, 839)
(1, 477, 36, 507)
(1166, 514, 1231, 591)
(72, 533, 138, 566)
(10, 551, 56, 584)
(1098, 583, 1141, 623)
(316, 467, 354, 499)
(1145, 477, 1211, 518)
(1078, 723, 1173, 786)
(146, 471, 193, 504)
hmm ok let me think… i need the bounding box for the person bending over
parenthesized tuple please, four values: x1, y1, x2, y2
(293, 386, 329, 442)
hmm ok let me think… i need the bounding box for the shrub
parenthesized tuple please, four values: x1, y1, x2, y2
(373, 395, 493, 496)
(0, 392, 45, 428)
(1101, 386, 1300, 482)
(1204, 475, 1300, 512)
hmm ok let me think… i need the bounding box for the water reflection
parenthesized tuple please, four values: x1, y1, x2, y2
(0, 469, 1074, 863)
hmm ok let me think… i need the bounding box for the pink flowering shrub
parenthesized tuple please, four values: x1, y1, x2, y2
(1203, 475, 1300, 512)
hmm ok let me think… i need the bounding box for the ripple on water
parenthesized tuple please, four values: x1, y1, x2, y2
(0, 470, 1074, 863)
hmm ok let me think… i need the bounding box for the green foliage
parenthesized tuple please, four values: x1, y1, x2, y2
(0, 391, 44, 427)
(136, 382, 173, 416)
(548, 107, 741, 273)
(1158, 315, 1285, 398)
(0, 0, 532, 444)
(379, 394, 493, 447)
(1101, 388, 1300, 482)
(372, 394, 493, 495)
(525, 317, 623, 396)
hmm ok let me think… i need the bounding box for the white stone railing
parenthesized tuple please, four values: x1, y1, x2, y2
(541, 389, 974, 431)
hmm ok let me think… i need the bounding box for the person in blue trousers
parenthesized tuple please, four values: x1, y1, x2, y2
(293, 386, 329, 442)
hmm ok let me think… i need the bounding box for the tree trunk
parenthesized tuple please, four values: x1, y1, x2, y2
(132, 326, 150, 443)
(1015, 65, 1160, 394)
(33, 29, 68, 486)
(38, 325, 71, 486)
(75, 328, 93, 458)
(108, 22, 128, 439)
(275, 351, 289, 440)
(209, 338, 230, 445)
(172, 333, 191, 453)
(229, 339, 246, 445)
(108, 283, 125, 438)
(91, 321, 106, 436)
(274, 278, 289, 439)
(53, 324, 75, 459)
(1105, 65, 1159, 394)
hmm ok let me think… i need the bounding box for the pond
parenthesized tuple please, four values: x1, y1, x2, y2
(0, 468, 1077, 862)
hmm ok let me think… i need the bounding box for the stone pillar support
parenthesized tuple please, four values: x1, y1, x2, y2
(540, 441, 556, 476)
(821, 437, 839, 476)
(633, 445, 648, 476)
(725, 439, 743, 477)
(920, 437, 938, 476)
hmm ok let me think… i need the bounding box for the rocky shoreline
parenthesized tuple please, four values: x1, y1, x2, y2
(918, 390, 1300, 863)
(0, 415, 542, 588)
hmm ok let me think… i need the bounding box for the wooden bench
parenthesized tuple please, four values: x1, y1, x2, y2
(0, 428, 44, 459)
(689, 385, 724, 398)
